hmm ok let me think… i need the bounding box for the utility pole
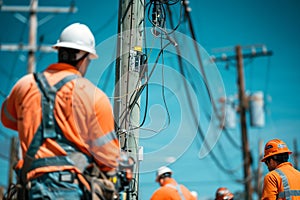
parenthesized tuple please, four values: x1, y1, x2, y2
(115, 0, 144, 199)
(236, 45, 253, 200)
(28, 0, 37, 73)
(212, 44, 273, 200)
(0, 0, 77, 73)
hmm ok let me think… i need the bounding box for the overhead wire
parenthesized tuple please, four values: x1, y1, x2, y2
(117, 5, 174, 129)
(118, 41, 172, 130)
(116, 0, 182, 138)
(154, 2, 243, 174)
(176, 0, 246, 178)
(94, 13, 117, 36)
(156, 35, 171, 132)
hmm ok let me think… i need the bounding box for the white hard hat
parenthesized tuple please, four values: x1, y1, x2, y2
(191, 191, 198, 199)
(156, 166, 172, 182)
(53, 23, 98, 59)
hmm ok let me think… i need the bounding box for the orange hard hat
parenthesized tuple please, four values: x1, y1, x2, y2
(215, 187, 234, 200)
(261, 139, 292, 162)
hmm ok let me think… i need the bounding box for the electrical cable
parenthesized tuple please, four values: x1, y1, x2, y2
(176, 0, 246, 178)
(120, 0, 134, 24)
(137, 10, 150, 129)
(146, 0, 181, 45)
(118, 0, 182, 132)
(94, 13, 117, 36)
(154, 35, 171, 132)
(182, 0, 223, 123)
(223, 127, 242, 149)
(118, 41, 172, 129)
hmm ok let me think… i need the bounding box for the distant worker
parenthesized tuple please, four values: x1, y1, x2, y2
(191, 191, 198, 200)
(150, 166, 197, 200)
(261, 139, 300, 200)
(215, 187, 234, 200)
(1, 23, 120, 199)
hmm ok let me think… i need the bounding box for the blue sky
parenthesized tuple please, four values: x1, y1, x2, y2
(1, 0, 300, 199)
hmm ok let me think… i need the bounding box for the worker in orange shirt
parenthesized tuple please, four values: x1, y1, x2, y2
(1, 23, 120, 199)
(150, 166, 197, 200)
(215, 187, 234, 200)
(261, 139, 300, 200)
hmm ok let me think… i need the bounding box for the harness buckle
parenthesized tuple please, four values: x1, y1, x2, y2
(59, 171, 75, 183)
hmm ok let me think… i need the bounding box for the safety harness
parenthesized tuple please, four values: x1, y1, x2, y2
(20, 72, 90, 183)
(275, 168, 300, 200)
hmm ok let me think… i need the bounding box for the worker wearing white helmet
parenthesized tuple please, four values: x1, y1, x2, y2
(1, 22, 120, 199)
(151, 166, 196, 200)
(52, 23, 98, 76)
(53, 23, 98, 58)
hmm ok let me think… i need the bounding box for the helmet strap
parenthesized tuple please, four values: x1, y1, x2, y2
(76, 52, 89, 63)
(58, 48, 89, 67)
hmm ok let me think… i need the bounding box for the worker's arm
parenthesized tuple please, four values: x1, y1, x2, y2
(88, 88, 120, 172)
(261, 172, 279, 200)
(1, 75, 34, 130)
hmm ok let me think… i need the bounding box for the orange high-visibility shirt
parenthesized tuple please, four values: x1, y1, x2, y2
(1, 63, 120, 180)
(261, 162, 300, 200)
(150, 178, 197, 200)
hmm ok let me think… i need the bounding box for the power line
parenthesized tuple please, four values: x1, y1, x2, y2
(165, 1, 242, 179)
(0, 0, 77, 73)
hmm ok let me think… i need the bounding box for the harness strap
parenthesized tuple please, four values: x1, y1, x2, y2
(21, 73, 80, 183)
(28, 73, 80, 155)
(29, 156, 74, 171)
(275, 168, 300, 199)
(165, 183, 186, 200)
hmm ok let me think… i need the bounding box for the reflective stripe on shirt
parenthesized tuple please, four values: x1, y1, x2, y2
(165, 183, 186, 200)
(275, 168, 300, 199)
(93, 131, 117, 147)
(3, 101, 17, 123)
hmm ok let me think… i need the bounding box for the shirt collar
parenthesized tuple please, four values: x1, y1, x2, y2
(46, 63, 82, 76)
(277, 162, 292, 169)
(162, 178, 177, 186)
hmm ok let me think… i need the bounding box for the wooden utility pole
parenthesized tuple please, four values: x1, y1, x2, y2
(115, 0, 144, 199)
(236, 45, 253, 200)
(0, 0, 77, 73)
(28, 0, 38, 73)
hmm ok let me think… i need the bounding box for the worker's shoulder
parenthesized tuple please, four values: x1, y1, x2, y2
(11, 73, 36, 92)
(73, 77, 108, 98)
(73, 77, 99, 90)
(277, 162, 300, 174)
(264, 170, 281, 181)
(154, 186, 173, 194)
(16, 73, 35, 84)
